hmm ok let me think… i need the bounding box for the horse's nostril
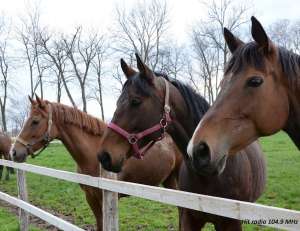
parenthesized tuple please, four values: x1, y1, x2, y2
(197, 143, 206, 152)
(192, 142, 211, 169)
(98, 151, 112, 171)
(12, 149, 16, 157)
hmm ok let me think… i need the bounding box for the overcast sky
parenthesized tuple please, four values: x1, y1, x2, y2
(1, 0, 300, 120)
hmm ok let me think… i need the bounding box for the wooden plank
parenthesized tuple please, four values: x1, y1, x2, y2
(1, 159, 300, 231)
(17, 169, 29, 231)
(102, 169, 119, 231)
(0, 191, 84, 231)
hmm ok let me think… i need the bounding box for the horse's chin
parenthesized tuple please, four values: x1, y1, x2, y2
(215, 154, 228, 175)
(109, 159, 124, 173)
(191, 154, 228, 176)
(99, 153, 124, 173)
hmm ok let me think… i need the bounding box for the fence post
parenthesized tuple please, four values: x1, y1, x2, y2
(102, 168, 118, 231)
(17, 169, 29, 231)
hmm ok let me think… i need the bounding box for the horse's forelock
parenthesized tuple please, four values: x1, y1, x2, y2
(225, 42, 266, 75)
(225, 41, 300, 86)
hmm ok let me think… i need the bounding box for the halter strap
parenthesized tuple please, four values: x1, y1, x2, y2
(108, 78, 171, 159)
(15, 103, 53, 158)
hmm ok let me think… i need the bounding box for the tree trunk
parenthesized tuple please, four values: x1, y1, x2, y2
(98, 75, 105, 120)
(0, 98, 7, 132)
(60, 72, 76, 108)
(39, 74, 43, 99)
(57, 75, 62, 103)
(81, 83, 87, 113)
(29, 65, 34, 97)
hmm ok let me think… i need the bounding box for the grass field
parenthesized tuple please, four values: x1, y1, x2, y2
(0, 132, 299, 230)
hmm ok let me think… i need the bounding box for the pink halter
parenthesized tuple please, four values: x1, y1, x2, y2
(107, 78, 172, 159)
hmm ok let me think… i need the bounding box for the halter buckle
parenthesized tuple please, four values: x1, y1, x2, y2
(164, 104, 171, 113)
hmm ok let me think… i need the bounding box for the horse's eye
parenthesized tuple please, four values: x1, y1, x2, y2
(246, 76, 263, 88)
(130, 98, 142, 107)
(31, 120, 39, 126)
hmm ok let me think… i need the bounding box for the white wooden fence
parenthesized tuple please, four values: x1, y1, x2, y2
(0, 159, 300, 231)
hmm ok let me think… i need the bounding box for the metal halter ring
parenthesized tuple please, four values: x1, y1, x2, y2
(128, 135, 138, 144)
(160, 118, 168, 128)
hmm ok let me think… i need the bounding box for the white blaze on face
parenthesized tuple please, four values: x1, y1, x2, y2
(9, 142, 16, 160)
(187, 119, 204, 158)
(9, 120, 27, 160)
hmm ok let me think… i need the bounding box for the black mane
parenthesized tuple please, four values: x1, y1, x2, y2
(123, 72, 210, 127)
(225, 41, 300, 82)
(278, 47, 300, 81)
(156, 73, 210, 127)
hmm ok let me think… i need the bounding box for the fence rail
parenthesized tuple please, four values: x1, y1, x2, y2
(0, 159, 300, 231)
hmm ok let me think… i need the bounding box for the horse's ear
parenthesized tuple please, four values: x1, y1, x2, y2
(135, 53, 154, 84)
(251, 16, 274, 53)
(224, 27, 244, 53)
(120, 58, 137, 79)
(28, 95, 34, 105)
(35, 94, 45, 108)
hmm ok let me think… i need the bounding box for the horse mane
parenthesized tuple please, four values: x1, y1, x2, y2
(165, 77, 210, 127)
(51, 103, 106, 136)
(225, 41, 300, 82)
(278, 47, 300, 81)
(124, 72, 210, 127)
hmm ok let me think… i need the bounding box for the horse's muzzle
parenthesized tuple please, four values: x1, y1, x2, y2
(98, 151, 122, 173)
(11, 148, 27, 163)
(190, 142, 227, 176)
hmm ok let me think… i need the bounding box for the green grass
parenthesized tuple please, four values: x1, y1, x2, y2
(0, 132, 299, 230)
(0, 207, 40, 231)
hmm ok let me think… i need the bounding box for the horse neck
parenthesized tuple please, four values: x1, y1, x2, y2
(0, 137, 10, 157)
(284, 90, 300, 149)
(55, 121, 103, 171)
(167, 83, 197, 157)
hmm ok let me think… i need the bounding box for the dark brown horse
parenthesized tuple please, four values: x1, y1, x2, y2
(188, 16, 300, 173)
(10, 97, 182, 231)
(98, 55, 266, 230)
(0, 133, 13, 180)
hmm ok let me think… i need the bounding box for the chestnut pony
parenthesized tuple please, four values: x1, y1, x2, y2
(188, 16, 300, 173)
(10, 96, 182, 231)
(0, 133, 13, 180)
(98, 54, 266, 230)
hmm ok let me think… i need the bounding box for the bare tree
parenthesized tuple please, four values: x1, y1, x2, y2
(0, 40, 9, 132)
(268, 19, 292, 49)
(17, 2, 48, 98)
(39, 33, 73, 105)
(191, 34, 220, 103)
(114, 0, 169, 69)
(7, 97, 29, 136)
(18, 23, 36, 97)
(90, 35, 107, 120)
(111, 64, 126, 95)
(63, 27, 100, 112)
(158, 42, 187, 80)
(0, 15, 12, 132)
(191, 0, 251, 102)
(268, 19, 300, 54)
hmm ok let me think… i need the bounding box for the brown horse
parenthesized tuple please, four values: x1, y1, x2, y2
(98, 55, 266, 230)
(187, 16, 300, 174)
(10, 97, 182, 231)
(0, 133, 13, 180)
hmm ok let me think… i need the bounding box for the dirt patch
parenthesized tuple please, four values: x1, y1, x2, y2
(0, 200, 95, 230)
